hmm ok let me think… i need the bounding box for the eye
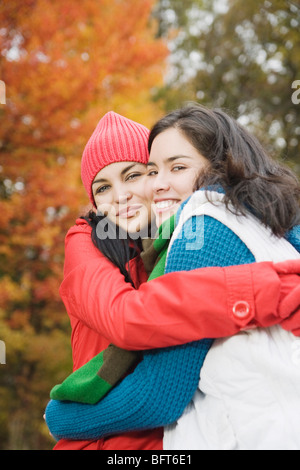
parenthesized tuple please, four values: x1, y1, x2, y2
(95, 184, 111, 195)
(172, 165, 186, 172)
(125, 172, 143, 182)
(147, 169, 158, 177)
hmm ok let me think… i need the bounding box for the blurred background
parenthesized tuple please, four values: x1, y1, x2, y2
(0, 0, 299, 450)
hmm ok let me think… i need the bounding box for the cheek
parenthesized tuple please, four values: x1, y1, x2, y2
(95, 201, 116, 219)
(138, 198, 152, 226)
(176, 170, 199, 198)
(132, 176, 152, 202)
(143, 177, 155, 201)
(94, 191, 113, 209)
(136, 180, 148, 199)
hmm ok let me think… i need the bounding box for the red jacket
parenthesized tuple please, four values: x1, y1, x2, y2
(55, 218, 300, 450)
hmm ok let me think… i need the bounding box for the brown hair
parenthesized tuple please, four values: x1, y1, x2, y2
(148, 104, 300, 237)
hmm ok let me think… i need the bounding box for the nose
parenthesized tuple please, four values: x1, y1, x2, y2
(152, 173, 170, 193)
(116, 191, 132, 204)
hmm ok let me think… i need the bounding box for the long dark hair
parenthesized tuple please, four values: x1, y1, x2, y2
(148, 104, 300, 237)
(81, 211, 143, 287)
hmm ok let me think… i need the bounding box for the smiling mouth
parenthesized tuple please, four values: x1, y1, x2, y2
(154, 200, 180, 213)
(117, 205, 143, 219)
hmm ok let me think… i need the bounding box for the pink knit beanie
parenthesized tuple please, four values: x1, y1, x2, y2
(81, 111, 150, 205)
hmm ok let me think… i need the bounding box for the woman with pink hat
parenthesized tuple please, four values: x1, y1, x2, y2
(46, 110, 300, 450)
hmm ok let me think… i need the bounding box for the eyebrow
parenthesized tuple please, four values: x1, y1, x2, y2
(147, 155, 193, 166)
(92, 177, 109, 185)
(92, 163, 143, 185)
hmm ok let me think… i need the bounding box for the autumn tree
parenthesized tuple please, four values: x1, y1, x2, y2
(0, 0, 167, 449)
(154, 0, 300, 175)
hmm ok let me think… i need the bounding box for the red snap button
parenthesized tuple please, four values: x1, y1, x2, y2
(233, 301, 251, 320)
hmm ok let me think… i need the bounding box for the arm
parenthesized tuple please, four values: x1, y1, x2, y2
(60, 224, 300, 349)
(45, 340, 212, 440)
(45, 216, 272, 440)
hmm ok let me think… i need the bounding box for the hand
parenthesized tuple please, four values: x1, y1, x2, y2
(275, 259, 300, 336)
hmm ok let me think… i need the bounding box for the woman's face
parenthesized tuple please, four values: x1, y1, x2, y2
(146, 127, 208, 226)
(92, 162, 152, 235)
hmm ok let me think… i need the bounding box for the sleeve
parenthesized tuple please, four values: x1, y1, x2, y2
(49, 345, 141, 405)
(45, 340, 212, 441)
(45, 216, 260, 440)
(59, 223, 293, 350)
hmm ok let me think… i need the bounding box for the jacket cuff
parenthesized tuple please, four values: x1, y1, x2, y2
(224, 263, 256, 329)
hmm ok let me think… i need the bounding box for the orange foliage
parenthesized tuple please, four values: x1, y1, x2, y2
(0, 0, 167, 449)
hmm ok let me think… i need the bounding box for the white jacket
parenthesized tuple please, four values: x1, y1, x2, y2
(164, 191, 300, 450)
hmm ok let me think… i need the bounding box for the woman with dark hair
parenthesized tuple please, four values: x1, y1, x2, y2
(46, 105, 300, 450)
(148, 104, 300, 237)
(147, 104, 300, 449)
